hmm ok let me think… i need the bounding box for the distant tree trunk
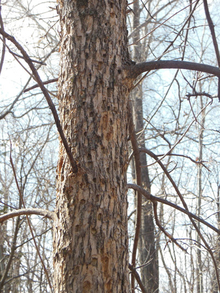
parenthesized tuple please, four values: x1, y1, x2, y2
(196, 96, 205, 293)
(211, 185, 220, 293)
(131, 1, 158, 292)
(132, 86, 159, 292)
(53, 1, 131, 292)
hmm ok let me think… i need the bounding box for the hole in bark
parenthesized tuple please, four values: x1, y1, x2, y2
(75, 225, 80, 232)
(80, 199, 86, 205)
(107, 88, 111, 97)
(83, 281, 91, 291)
(91, 227, 97, 235)
(98, 213, 103, 220)
(92, 258, 98, 266)
(118, 69, 122, 74)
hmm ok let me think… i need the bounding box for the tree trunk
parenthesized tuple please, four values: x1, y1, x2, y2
(131, 1, 158, 291)
(53, 1, 131, 292)
(196, 96, 205, 293)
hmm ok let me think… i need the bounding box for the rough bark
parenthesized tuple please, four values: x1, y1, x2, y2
(53, 1, 131, 292)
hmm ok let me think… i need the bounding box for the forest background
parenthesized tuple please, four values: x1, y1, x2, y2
(1, 0, 220, 292)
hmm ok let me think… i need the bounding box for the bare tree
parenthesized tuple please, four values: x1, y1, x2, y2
(1, 1, 220, 292)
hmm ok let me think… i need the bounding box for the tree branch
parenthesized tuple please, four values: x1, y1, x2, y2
(23, 78, 58, 93)
(127, 183, 220, 234)
(0, 28, 78, 173)
(129, 264, 147, 293)
(153, 201, 187, 252)
(0, 208, 55, 222)
(125, 60, 220, 81)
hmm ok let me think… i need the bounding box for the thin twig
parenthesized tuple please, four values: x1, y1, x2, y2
(127, 183, 220, 234)
(129, 264, 147, 293)
(0, 210, 20, 291)
(153, 201, 187, 252)
(10, 146, 54, 292)
(144, 100, 211, 168)
(24, 78, 58, 93)
(8, 48, 46, 65)
(129, 0, 198, 46)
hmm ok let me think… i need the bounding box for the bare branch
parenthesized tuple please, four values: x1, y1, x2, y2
(9, 149, 54, 292)
(0, 27, 78, 173)
(153, 201, 187, 252)
(129, 264, 147, 293)
(127, 183, 220, 234)
(126, 60, 220, 81)
(129, 1, 198, 46)
(23, 78, 58, 93)
(0, 208, 55, 222)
